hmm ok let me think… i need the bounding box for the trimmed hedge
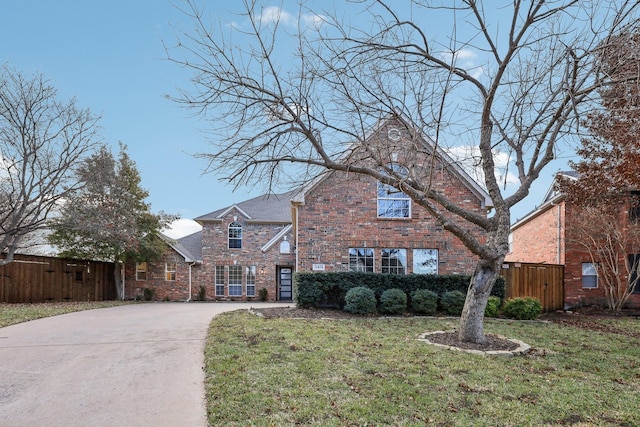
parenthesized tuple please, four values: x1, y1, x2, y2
(410, 289, 438, 315)
(440, 290, 466, 315)
(294, 271, 506, 309)
(344, 286, 377, 315)
(503, 297, 542, 320)
(379, 288, 407, 315)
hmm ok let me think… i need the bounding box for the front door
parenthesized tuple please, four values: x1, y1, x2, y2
(278, 267, 293, 301)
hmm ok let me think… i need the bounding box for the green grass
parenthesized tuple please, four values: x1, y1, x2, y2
(0, 301, 129, 328)
(204, 312, 640, 426)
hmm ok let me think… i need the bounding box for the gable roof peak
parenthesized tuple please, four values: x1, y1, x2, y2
(195, 191, 295, 224)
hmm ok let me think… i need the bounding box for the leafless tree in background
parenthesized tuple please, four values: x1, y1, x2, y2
(168, 1, 640, 342)
(0, 65, 101, 266)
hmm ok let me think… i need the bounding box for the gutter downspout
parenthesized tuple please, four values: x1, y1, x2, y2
(295, 205, 299, 273)
(185, 261, 200, 302)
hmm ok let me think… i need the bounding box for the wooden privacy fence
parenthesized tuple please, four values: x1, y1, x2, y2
(501, 262, 564, 312)
(0, 254, 116, 303)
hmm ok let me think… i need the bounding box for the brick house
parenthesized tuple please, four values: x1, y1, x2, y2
(506, 171, 640, 309)
(123, 232, 202, 301)
(292, 117, 491, 276)
(125, 115, 492, 301)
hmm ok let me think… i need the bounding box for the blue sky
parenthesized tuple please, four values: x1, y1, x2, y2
(2, 1, 565, 237)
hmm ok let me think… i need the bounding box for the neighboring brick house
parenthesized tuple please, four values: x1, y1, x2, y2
(506, 171, 640, 309)
(191, 192, 296, 302)
(124, 232, 202, 301)
(126, 115, 492, 301)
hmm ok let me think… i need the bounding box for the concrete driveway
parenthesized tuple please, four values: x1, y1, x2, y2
(0, 302, 291, 427)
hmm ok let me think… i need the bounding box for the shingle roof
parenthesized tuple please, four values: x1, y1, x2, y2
(176, 231, 203, 261)
(195, 191, 295, 223)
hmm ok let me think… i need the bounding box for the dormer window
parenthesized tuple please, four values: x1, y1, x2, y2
(377, 164, 411, 218)
(228, 222, 242, 249)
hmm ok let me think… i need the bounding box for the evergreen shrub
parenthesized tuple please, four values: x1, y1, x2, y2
(440, 290, 466, 316)
(484, 295, 501, 318)
(502, 297, 542, 320)
(379, 288, 407, 315)
(410, 289, 438, 315)
(343, 286, 377, 315)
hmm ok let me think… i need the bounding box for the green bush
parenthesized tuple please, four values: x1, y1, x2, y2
(296, 281, 325, 308)
(343, 286, 377, 315)
(379, 288, 407, 315)
(502, 297, 542, 320)
(258, 287, 268, 302)
(143, 287, 156, 301)
(440, 290, 466, 316)
(410, 289, 438, 315)
(484, 295, 501, 318)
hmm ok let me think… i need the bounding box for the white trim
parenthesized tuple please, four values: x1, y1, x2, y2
(261, 224, 293, 252)
(216, 205, 252, 220)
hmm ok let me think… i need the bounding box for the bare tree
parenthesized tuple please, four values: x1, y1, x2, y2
(168, 1, 640, 343)
(568, 203, 640, 310)
(0, 65, 101, 266)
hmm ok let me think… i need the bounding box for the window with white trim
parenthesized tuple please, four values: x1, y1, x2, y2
(229, 265, 243, 296)
(246, 266, 256, 297)
(228, 222, 242, 249)
(377, 164, 411, 218)
(215, 266, 225, 296)
(165, 261, 177, 281)
(136, 262, 147, 281)
(381, 249, 407, 274)
(582, 262, 598, 289)
(413, 249, 439, 274)
(349, 248, 374, 272)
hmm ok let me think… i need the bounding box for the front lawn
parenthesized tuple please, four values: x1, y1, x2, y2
(204, 311, 640, 426)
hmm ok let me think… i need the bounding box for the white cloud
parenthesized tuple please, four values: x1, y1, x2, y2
(444, 145, 518, 188)
(163, 218, 202, 239)
(256, 6, 325, 29)
(259, 6, 295, 26)
(439, 48, 484, 80)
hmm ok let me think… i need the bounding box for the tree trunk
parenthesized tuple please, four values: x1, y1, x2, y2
(459, 258, 502, 343)
(114, 260, 124, 300)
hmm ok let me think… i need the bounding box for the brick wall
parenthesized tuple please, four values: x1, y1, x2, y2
(123, 248, 196, 301)
(296, 165, 485, 275)
(195, 209, 295, 302)
(506, 202, 564, 264)
(563, 202, 640, 309)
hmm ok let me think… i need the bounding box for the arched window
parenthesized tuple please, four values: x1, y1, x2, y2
(377, 164, 411, 218)
(279, 240, 291, 254)
(228, 222, 242, 249)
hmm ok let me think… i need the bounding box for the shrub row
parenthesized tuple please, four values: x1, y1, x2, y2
(342, 287, 526, 318)
(294, 271, 506, 309)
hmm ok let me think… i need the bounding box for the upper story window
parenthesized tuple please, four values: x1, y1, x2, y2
(228, 222, 242, 249)
(280, 240, 291, 254)
(377, 164, 411, 219)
